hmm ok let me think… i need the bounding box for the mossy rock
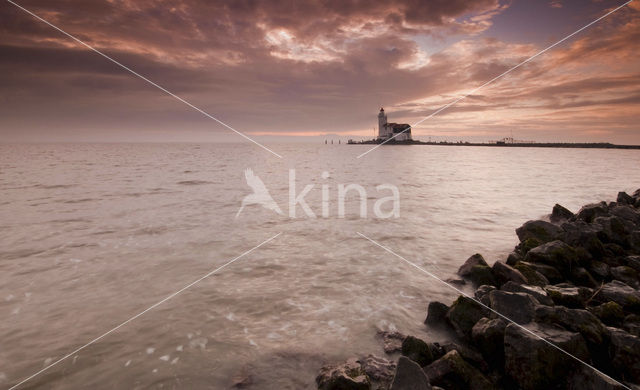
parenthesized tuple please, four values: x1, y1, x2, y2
(446, 296, 488, 339)
(401, 336, 435, 367)
(588, 302, 625, 327)
(467, 265, 497, 287)
(513, 262, 549, 287)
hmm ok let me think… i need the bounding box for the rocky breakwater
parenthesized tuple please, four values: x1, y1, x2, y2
(315, 189, 640, 390)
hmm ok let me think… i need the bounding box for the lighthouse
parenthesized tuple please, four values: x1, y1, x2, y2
(378, 108, 388, 138)
(377, 107, 412, 141)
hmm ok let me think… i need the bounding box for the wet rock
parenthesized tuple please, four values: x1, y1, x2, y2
(625, 255, 640, 273)
(512, 262, 550, 286)
(594, 216, 632, 245)
(423, 350, 493, 390)
(570, 266, 598, 288)
(491, 261, 527, 286)
(457, 254, 488, 277)
(506, 251, 522, 266)
(501, 281, 553, 305)
(471, 317, 507, 368)
(544, 285, 592, 308)
(474, 285, 495, 306)
(444, 278, 466, 286)
(610, 266, 640, 289)
(562, 221, 607, 258)
(617, 191, 635, 206)
(588, 302, 625, 327)
(439, 342, 487, 372)
(466, 265, 497, 287)
(622, 314, 640, 338)
(609, 204, 640, 226)
(378, 331, 406, 354)
(524, 240, 578, 275)
(551, 203, 574, 223)
(589, 261, 611, 280)
(359, 355, 396, 390)
(567, 366, 629, 390)
(316, 358, 370, 390)
(401, 336, 436, 367)
(608, 327, 640, 383)
(576, 202, 609, 223)
(504, 322, 589, 390)
(446, 296, 488, 339)
(593, 280, 640, 311)
(516, 220, 564, 244)
(630, 230, 640, 252)
(424, 302, 449, 328)
(534, 305, 607, 346)
(390, 356, 431, 390)
(489, 290, 538, 324)
(516, 238, 543, 255)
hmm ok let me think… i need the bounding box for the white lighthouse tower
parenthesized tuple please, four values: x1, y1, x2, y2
(378, 108, 388, 139)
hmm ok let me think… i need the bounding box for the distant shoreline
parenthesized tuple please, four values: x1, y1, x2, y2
(347, 140, 640, 149)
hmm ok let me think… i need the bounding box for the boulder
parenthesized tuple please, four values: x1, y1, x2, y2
(457, 254, 488, 277)
(593, 280, 640, 311)
(378, 331, 406, 354)
(617, 191, 635, 206)
(524, 240, 578, 275)
(609, 204, 640, 226)
(589, 261, 611, 280)
(504, 323, 589, 390)
(594, 216, 632, 245)
(424, 302, 449, 328)
(623, 314, 640, 337)
(439, 342, 487, 372)
(588, 302, 625, 327)
(608, 327, 640, 383)
(401, 336, 436, 367)
(423, 350, 493, 390)
(569, 267, 598, 288)
(567, 365, 629, 390)
(359, 355, 396, 390)
(316, 358, 371, 390)
(446, 296, 488, 339)
(551, 203, 574, 223)
(516, 220, 563, 244)
(625, 255, 640, 273)
(534, 305, 607, 346)
(513, 262, 551, 286)
(506, 251, 522, 266)
(489, 290, 538, 324)
(471, 317, 507, 368)
(465, 265, 497, 287)
(492, 261, 527, 286)
(390, 356, 431, 390)
(562, 221, 607, 258)
(544, 285, 592, 308)
(474, 285, 495, 306)
(576, 202, 609, 223)
(630, 230, 640, 252)
(610, 266, 640, 289)
(501, 281, 554, 305)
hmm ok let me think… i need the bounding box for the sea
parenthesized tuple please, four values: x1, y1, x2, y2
(1, 142, 639, 389)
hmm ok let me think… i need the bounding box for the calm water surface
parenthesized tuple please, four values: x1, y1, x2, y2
(1, 143, 639, 389)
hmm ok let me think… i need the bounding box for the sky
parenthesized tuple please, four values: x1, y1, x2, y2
(1, 0, 639, 143)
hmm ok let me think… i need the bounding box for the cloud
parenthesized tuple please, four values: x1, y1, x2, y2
(0, 0, 638, 143)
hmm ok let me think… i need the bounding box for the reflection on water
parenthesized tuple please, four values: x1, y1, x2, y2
(1, 143, 639, 388)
